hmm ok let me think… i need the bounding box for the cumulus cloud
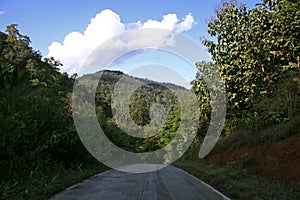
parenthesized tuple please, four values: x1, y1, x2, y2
(45, 9, 196, 74)
(175, 13, 195, 32)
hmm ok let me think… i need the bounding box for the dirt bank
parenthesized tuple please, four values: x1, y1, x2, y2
(207, 134, 300, 180)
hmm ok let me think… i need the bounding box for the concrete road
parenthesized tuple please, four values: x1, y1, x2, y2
(50, 165, 229, 200)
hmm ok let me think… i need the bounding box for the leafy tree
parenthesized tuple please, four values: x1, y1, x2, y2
(203, 0, 299, 113)
(193, 0, 300, 134)
(0, 24, 91, 187)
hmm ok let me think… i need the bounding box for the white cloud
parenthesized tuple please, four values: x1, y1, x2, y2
(0, 11, 5, 16)
(45, 9, 196, 75)
(143, 14, 179, 30)
(125, 21, 142, 30)
(175, 13, 195, 33)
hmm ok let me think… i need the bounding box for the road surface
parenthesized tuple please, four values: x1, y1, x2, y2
(50, 164, 229, 200)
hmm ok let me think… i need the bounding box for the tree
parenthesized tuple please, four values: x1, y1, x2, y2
(192, 0, 300, 134)
(5, 24, 30, 44)
(0, 25, 88, 186)
(202, 0, 299, 113)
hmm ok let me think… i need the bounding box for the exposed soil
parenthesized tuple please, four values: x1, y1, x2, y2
(207, 134, 300, 180)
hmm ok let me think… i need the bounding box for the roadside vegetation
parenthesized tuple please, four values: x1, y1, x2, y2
(175, 149, 300, 199)
(176, 0, 300, 199)
(0, 25, 108, 199)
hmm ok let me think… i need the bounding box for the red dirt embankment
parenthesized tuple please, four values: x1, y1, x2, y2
(207, 134, 300, 180)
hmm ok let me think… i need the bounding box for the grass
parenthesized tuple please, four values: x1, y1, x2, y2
(174, 146, 300, 199)
(173, 114, 300, 199)
(0, 159, 109, 200)
(210, 113, 300, 154)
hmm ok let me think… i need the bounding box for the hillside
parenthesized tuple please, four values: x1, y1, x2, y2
(175, 119, 300, 199)
(76, 69, 190, 154)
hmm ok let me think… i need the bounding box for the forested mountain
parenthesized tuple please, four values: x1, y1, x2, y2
(76, 70, 191, 153)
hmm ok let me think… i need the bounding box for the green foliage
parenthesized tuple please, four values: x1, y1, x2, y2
(191, 62, 212, 137)
(0, 159, 107, 200)
(255, 69, 300, 125)
(0, 25, 100, 199)
(90, 70, 183, 153)
(194, 0, 300, 135)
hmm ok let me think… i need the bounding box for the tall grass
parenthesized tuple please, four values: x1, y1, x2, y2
(0, 159, 108, 200)
(174, 153, 300, 199)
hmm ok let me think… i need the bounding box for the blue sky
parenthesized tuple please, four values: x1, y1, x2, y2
(0, 0, 259, 87)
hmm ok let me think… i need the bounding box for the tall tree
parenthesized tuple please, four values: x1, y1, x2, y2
(202, 0, 299, 114)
